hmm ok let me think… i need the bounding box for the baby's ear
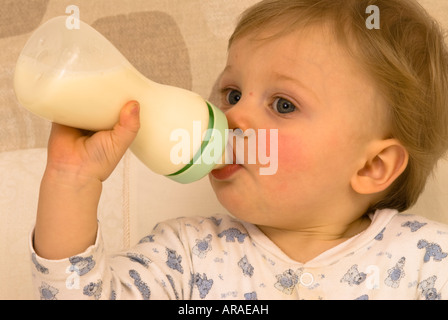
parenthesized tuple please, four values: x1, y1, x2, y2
(351, 139, 409, 195)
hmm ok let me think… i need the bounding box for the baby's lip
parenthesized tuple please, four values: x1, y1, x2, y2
(211, 141, 240, 173)
(210, 163, 242, 180)
(221, 139, 239, 166)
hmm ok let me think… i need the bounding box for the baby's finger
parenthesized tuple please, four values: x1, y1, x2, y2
(110, 101, 141, 155)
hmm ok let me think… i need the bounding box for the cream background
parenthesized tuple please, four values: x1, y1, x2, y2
(0, 0, 447, 299)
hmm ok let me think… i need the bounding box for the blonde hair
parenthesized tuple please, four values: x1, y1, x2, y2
(229, 0, 448, 212)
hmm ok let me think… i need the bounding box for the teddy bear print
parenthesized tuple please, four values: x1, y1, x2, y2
(166, 248, 184, 274)
(385, 257, 406, 288)
(130, 269, 151, 300)
(244, 291, 258, 300)
(192, 273, 214, 299)
(138, 234, 155, 244)
(208, 216, 222, 226)
(238, 255, 254, 277)
(83, 279, 102, 300)
(417, 239, 448, 263)
(39, 282, 59, 300)
(418, 275, 441, 300)
(127, 252, 151, 268)
(340, 265, 367, 286)
(192, 234, 212, 259)
(69, 255, 95, 276)
(374, 227, 385, 241)
(218, 228, 248, 243)
(401, 221, 427, 232)
(274, 269, 299, 295)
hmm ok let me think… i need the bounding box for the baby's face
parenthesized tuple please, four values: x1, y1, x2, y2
(210, 25, 388, 230)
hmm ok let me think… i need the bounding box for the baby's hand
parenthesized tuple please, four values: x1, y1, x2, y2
(45, 101, 140, 182)
(34, 101, 139, 259)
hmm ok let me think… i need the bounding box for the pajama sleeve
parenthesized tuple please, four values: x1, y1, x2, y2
(30, 220, 195, 300)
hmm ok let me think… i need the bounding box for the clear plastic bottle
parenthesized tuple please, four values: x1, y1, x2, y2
(14, 16, 228, 183)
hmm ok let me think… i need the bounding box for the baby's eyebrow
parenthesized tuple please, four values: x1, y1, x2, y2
(220, 65, 235, 82)
(222, 65, 232, 73)
(270, 71, 320, 104)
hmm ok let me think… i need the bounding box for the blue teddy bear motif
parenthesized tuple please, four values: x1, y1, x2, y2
(208, 216, 223, 226)
(374, 227, 385, 241)
(130, 269, 151, 300)
(166, 248, 184, 274)
(417, 239, 448, 263)
(39, 282, 58, 300)
(244, 291, 258, 300)
(138, 234, 155, 244)
(401, 220, 427, 232)
(385, 257, 406, 288)
(238, 255, 254, 277)
(340, 265, 367, 286)
(69, 255, 95, 276)
(418, 275, 441, 300)
(192, 273, 214, 299)
(274, 269, 299, 295)
(192, 234, 213, 259)
(83, 280, 102, 300)
(218, 228, 248, 243)
(127, 252, 151, 268)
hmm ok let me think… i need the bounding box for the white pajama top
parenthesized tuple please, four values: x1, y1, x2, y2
(30, 209, 448, 300)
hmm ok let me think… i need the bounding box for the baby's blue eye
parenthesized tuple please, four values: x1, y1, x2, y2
(226, 89, 242, 105)
(273, 98, 296, 114)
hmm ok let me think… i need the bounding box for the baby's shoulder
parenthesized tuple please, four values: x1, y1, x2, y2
(390, 213, 448, 236)
(381, 213, 448, 252)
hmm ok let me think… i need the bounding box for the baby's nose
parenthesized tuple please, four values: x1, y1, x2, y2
(224, 96, 258, 132)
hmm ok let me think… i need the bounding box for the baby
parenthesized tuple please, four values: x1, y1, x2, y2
(31, 0, 448, 300)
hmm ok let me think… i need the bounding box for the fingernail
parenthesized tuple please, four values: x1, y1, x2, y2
(131, 102, 140, 115)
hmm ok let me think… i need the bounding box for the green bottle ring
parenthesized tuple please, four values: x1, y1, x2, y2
(166, 101, 228, 184)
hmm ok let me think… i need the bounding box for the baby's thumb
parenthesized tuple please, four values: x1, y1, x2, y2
(112, 101, 141, 151)
(120, 101, 140, 133)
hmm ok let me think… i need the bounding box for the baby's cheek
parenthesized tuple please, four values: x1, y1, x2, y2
(276, 133, 309, 174)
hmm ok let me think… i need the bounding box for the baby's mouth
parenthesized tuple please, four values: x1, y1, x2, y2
(210, 141, 243, 180)
(210, 163, 243, 180)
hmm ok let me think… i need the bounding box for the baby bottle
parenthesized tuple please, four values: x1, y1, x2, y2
(13, 16, 228, 184)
